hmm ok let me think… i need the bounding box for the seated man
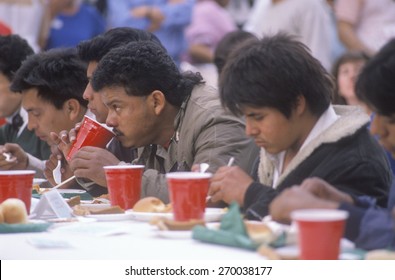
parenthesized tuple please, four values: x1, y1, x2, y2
(88, 40, 258, 203)
(270, 38, 395, 251)
(0, 35, 51, 172)
(44, 27, 162, 189)
(9, 48, 106, 196)
(209, 33, 391, 219)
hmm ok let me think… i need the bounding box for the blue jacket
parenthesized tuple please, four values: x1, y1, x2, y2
(107, 0, 194, 66)
(340, 181, 395, 250)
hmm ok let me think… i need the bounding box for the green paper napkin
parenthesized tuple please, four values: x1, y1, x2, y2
(0, 222, 52, 234)
(192, 202, 259, 251)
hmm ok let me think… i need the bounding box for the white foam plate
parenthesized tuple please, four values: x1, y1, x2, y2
(86, 212, 134, 221)
(33, 178, 47, 185)
(46, 217, 97, 224)
(57, 189, 86, 194)
(37, 188, 87, 194)
(79, 200, 111, 209)
(126, 208, 226, 222)
(126, 210, 173, 222)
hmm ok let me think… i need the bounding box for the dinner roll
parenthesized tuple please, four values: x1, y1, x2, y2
(133, 197, 166, 213)
(1, 198, 28, 224)
(245, 221, 275, 244)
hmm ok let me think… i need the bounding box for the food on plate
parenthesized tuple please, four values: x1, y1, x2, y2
(66, 196, 81, 207)
(133, 197, 172, 213)
(92, 194, 110, 204)
(72, 205, 91, 216)
(89, 205, 124, 215)
(150, 217, 205, 231)
(32, 184, 40, 193)
(244, 221, 276, 244)
(32, 185, 50, 195)
(0, 198, 28, 224)
(72, 205, 124, 216)
(365, 249, 395, 260)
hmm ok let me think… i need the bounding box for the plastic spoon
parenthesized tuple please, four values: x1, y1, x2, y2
(206, 157, 235, 203)
(200, 163, 210, 173)
(53, 159, 62, 185)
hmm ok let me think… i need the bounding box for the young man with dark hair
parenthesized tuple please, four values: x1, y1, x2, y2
(45, 27, 165, 190)
(0, 35, 50, 173)
(270, 39, 395, 250)
(209, 33, 391, 219)
(9, 48, 106, 196)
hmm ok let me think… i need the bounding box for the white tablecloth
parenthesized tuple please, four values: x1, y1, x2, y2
(0, 220, 263, 260)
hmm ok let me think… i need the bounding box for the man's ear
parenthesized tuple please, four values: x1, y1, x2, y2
(149, 90, 166, 115)
(295, 95, 307, 116)
(64, 99, 81, 121)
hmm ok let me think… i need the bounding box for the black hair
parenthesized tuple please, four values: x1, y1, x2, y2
(0, 34, 34, 81)
(214, 30, 258, 75)
(77, 27, 164, 62)
(91, 40, 203, 107)
(219, 33, 333, 118)
(356, 39, 395, 116)
(10, 48, 88, 109)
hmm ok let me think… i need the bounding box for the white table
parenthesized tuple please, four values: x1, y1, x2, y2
(0, 219, 263, 260)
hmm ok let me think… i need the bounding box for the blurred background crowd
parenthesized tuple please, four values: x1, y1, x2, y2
(0, 0, 394, 87)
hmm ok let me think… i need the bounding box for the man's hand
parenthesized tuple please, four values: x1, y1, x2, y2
(50, 122, 81, 159)
(209, 166, 253, 206)
(69, 146, 120, 187)
(269, 186, 339, 224)
(0, 143, 28, 170)
(44, 153, 74, 186)
(299, 177, 354, 204)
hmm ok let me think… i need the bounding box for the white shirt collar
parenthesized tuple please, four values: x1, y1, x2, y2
(268, 105, 339, 187)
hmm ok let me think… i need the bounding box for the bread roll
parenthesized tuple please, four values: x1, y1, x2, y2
(1, 198, 28, 224)
(133, 197, 166, 213)
(245, 221, 275, 244)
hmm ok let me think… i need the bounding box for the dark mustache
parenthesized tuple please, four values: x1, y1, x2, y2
(112, 128, 124, 137)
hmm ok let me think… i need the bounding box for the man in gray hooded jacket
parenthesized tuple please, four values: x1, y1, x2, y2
(91, 40, 258, 203)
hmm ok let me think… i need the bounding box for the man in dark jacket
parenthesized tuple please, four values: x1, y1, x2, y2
(209, 34, 391, 219)
(270, 38, 395, 251)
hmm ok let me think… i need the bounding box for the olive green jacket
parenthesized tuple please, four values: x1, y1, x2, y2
(133, 83, 258, 203)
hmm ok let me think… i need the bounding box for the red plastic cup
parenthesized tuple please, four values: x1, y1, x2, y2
(0, 170, 36, 214)
(291, 209, 349, 260)
(67, 115, 115, 161)
(166, 172, 212, 221)
(103, 165, 145, 210)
